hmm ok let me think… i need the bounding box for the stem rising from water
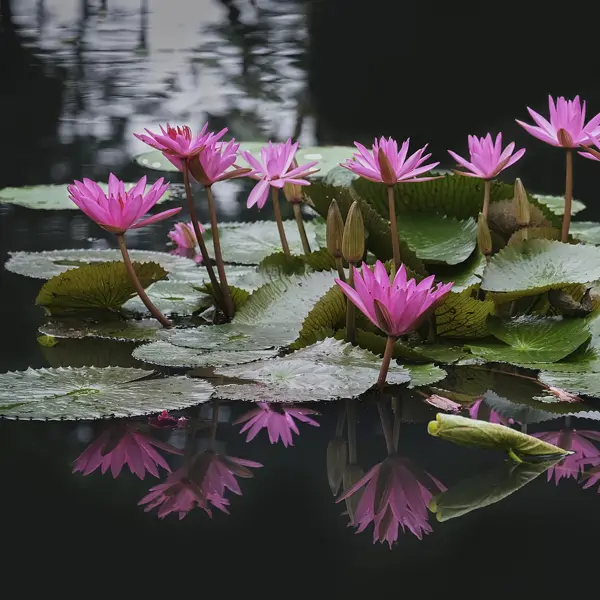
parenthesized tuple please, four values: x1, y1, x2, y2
(292, 203, 312, 254)
(562, 149, 574, 242)
(272, 187, 291, 256)
(377, 336, 396, 390)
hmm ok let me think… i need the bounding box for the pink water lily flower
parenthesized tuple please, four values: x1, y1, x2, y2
(73, 425, 182, 479)
(148, 410, 189, 429)
(335, 260, 453, 337)
(134, 123, 227, 170)
(424, 394, 461, 413)
(68, 174, 179, 234)
(337, 455, 445, 546)
(448, 133, 525, 179)
(467, 398, 514, 425)
(168, 221, 201, 249)
(241, 139, 319, 209)
(516, 95, 600, 148)
(234, 402, 320, 447)
(188, 139, 251, 186)
(342, 136, 440, 185)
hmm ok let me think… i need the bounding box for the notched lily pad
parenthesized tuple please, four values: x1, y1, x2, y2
(0, 367, 214, 420)
(539, 370, 600, 399)
(570, 222, 600, 245)
(435, 290, 495, 338)
(122, 281, 210, 317)
(534, 194, 585, 216)
(434, 251, 486, 293)
(38, 318, 164, 342)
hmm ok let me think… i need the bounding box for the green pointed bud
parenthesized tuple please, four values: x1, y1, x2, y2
(477, 212, 492, 256)
(326, 199, 345, 259)
(342, 201, 365, 263)
(513, 178, 530, 227)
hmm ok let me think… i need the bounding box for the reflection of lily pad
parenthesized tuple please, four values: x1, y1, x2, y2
(133, 340, 277, 368)
(38, 318, 164, 342)
(396, 214, 477, 265)
(41, 338, 142, 368)
(5, 249, 197, 280)
(534, 194, 585, 216)
(0, 182, 176, 210)
(428, 414, 571, 460)
(570, 222, 600, 245)
(0, 367, 214, 420)
(215, 338, 445, 402)
(122, 281, 210, 317)
(481, 240, 600, 300)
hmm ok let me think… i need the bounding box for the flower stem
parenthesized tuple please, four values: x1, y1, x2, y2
(205, 185, 234, 320)
(377, 401, 395, 455)
(116, 234, 172, 328)
(292, 203, 312, 254)
(335, 258, 346, 282)
(377, 335, 396, 390)
(387, 185, 400, 273)
(482, 179, 491, 220)
(272, 187, 291, 256)
(335, 402, 347, 437)
(182, 161, 225, 311)
(345, 263, 356, 344)
(561, 149, 573, 243)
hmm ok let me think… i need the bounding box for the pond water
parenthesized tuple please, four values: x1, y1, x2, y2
(2, 1, 600, 596)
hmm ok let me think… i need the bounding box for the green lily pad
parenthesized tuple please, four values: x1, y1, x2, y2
(214, 338, 446, 402)
(322, 165, 358, 187)
(122, 281, 210, 317)
(435, 290, 495, 338)
(396, 214, 477, 265)
(507, 227, 561, 246)
(539, 370, 600, 398)
(0, 182, 177, 210)
(481, 240, 600, 300)
(570, 222, 600, 245)
(134, 150, 181, 172)
(36, 261, 168, 315)
(433, 251, 486, 293)
(38, 318, 164, 342)
(534, 194, 585, 216)
(132, 340, 277, 368)
(430, 459, 559, 522)
(0, 367, 214, 420)
(258, 248, 337, 276)
(4, 249, 196, 280)
(428, 414, 572, 460)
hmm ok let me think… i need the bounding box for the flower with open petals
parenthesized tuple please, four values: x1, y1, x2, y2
(73, 425, 181, 479)
(187, 139, 251, 186)
(234, 402, 320, 447)
(336, 455, 445, 545)
(134, 123, 227, 170)
(533, 429, 600, 485)
(68, 174, 179, 234)
(335, 260, 453, 337)
(241, 139, 318, 209)
(516, 95, 600, 148)
(448, 133, 525, 179)
(342, 137, 439, 185)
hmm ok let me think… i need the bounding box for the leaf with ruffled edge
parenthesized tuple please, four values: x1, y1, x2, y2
(533, 194, 585, 216)
(122, 281, 210, 317)
(570, 222, 600, 245)
(38, 318, 165, 342)
(435, 289, 495, 338)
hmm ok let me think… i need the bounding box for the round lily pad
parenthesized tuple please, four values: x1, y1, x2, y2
(534, 194, 585, 216)
(122, 281, 210, 317)
(0, 367, 214, 420)
(570, 222, 600, 245)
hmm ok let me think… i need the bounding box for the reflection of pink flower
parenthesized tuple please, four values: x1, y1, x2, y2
(336, 455, 445, 546)
(534, 430, 600, 484)
(139, 451, 262, 519)
(467, 398, 514, 425)
(73, 425, 181, 479)
(424, 394, 461, 413)
(234, 403, 320, 447)
(148, 410, 189, 429)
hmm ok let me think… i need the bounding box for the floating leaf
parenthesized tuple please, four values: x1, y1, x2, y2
(481, 240, 600, 301)
(258, 248, 336, 277)
(539, 370, 600, 399)
(467, 316, 591, 364)
(534, 194, 585, 216)
(0, 367, 214, 420)
(395, 214, 477, 265)
(122, 281, 210, 317)
(323, 165, 358, 187)
(0, 182, 177, 210)
(38, 318, 164, 342)
(507, 227, 561, 246)
(428, 414, 571, 459)
(570, 222, 600, 245)
(5, 249, 196, 280)
(36, 261, 167, 315)
(132, 340, 277, 368)
(435, 290, 495, 338)
(433, 252, 486, 293)
(134, 150, 181, 172)
(430, 460, 558, 522)
(215, 338, 445, 402)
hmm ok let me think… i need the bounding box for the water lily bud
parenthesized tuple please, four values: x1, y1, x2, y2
(342, 463, 365, 525)
(342, 201, 365, 263)
(187, 156, 211, 187)
(557, 128, 574, 148)
(377, 147, 397, 185)
(513, 178, 530, 227)
(326, 436, 347, 495)
(326, 199, 345, 259)
(283, 181, 303, 204)
(477, 212, 492, 256)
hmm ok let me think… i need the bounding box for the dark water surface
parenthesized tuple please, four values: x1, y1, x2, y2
(2, 1, 600, 597)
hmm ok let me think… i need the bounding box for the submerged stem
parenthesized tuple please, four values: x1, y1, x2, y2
(377, 336, 396, 390)
(292, 203, 312, 254)
(561, 149, 574, 243)
(377, 401, 395, 455)
(388, 185, 400, 273)
(482, 179, 491, 220)
(205, 185, 234, 320)
(345, 264, 356, 344)
(392, 397, 401, 452)
(116, 234, 172, 328)
(272, 187, 291, 256)
(346, 399, 357, 464)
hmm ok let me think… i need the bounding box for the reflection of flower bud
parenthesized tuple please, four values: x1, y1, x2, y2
(327, 199, 345, 259)
(477, 212, 492, 256)
(513, 178, 530, 227)
(342, 201, 365, 263)
(342, 463, 364, 525)
(327, 437, 348, 495)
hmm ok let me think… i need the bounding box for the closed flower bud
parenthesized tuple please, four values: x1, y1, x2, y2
(327, 199, 345, 259)
(377, 147, 397, 185)
(477, 212, 492, 256)
(342, 201, 365, 263)
(283, 181, 303, 204)
(327, 437, 348, 495)
(513, 178, 530, 227)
